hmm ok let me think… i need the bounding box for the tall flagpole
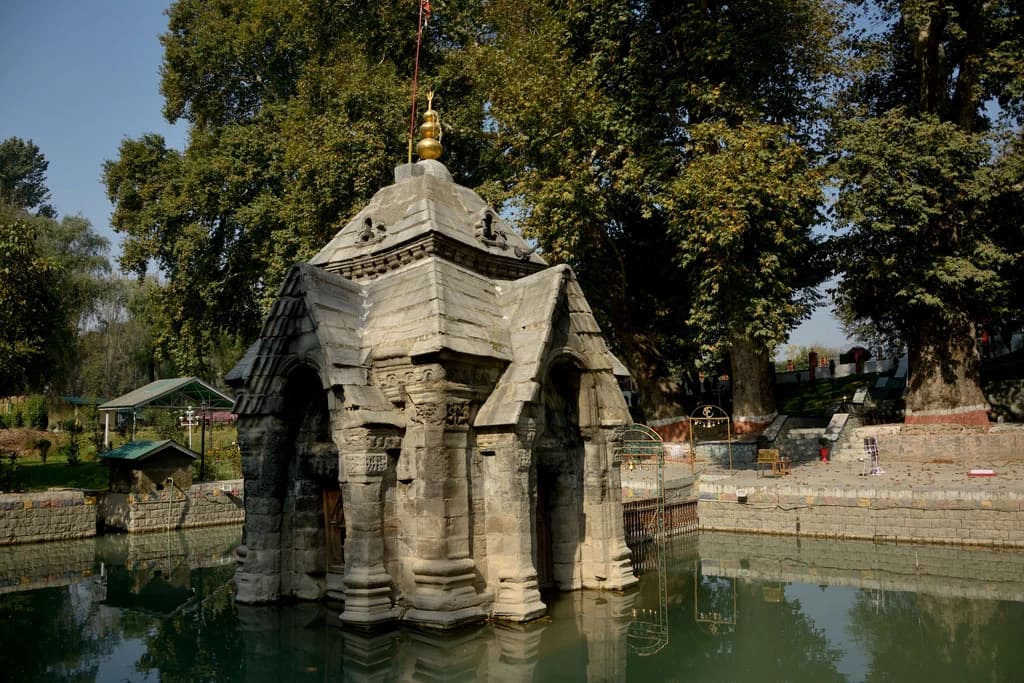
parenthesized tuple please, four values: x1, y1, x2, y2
(408, 0, 430, 164)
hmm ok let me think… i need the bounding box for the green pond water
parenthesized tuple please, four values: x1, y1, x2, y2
(2, 526, 1024, 682)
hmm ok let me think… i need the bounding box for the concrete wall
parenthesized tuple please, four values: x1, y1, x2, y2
(98, 480, 244, 533)
(0, 490, 97, 545)
(697, 479, 1024, 547)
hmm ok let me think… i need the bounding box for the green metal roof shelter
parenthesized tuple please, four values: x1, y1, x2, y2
(99, 378, 233, 479)
(99, 377, 233, 412)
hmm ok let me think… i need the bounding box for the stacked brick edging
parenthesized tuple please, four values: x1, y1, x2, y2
(98, 480, 244, 533)
(697, 479, 1024, 547)
(0, 490, 98, 545)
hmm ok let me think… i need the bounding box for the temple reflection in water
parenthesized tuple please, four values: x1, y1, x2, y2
(3, 528, 1024, 681)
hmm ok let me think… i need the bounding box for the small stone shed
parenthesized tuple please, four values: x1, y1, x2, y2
(229, 156, 638, 629)
(101, 440, 198, 496)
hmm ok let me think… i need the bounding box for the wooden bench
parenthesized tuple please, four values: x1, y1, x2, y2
(756, 448, 790, 477)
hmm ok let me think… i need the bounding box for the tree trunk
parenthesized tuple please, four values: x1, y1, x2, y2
(904, 321, 989, 426)
(729, 335, 777, 435)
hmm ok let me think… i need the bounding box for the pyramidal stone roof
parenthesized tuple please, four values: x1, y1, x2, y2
(232, 159, 628, 429)
(309, 160, 546, 281)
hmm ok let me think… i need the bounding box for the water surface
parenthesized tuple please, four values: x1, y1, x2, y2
(2, 527, 1023, 681)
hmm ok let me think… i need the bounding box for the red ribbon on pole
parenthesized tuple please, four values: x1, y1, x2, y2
(408, 0, 430, 163)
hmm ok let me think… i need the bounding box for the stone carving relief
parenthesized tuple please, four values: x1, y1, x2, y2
(446, 400, 470, 426)
(474, 209, 508, 248)
(339, 431, 402, 452)
(344, 452, 389, 475)
(357, 216, 387, 244)
(411, 401, 445, 425)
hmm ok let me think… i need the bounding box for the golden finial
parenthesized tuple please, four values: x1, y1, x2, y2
(416, 91, 443, 160)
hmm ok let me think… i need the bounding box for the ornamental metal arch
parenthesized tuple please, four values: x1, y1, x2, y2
(617, 424, 666, 544)
(687, 403, 734, 472)
(617, 423, 669, 657)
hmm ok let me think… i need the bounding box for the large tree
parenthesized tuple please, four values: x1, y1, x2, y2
(105, 0, 500, 375)
(0, 137, 55, 217)
(473, 0, 837, 419)
(0, 209, 64, 393)
(109, 0, 837, 418)
(833, 0, 1024, 424)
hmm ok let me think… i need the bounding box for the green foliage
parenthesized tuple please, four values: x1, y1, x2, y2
(832, 1, 1024, 411)
(0, 137, 54, 217)
(0, 212, 65, 393)
(0, 145, 112, 395)
(472, 0, 839, 410)
(24, 395, 48, 431)
(33, 438, 51, 464)
(202, 444, 242, 481)
(60, 419, 83, 466)
(103, 0, 841, 415)
(668, 120, 825, 361)
(13, 412, 24, 429)
(148, 409, 182, 442)
(0, 450, 17, 492)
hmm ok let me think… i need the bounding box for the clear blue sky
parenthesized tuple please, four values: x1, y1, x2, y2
(0, 1, 184, 246)
(0, 0, 850, 354)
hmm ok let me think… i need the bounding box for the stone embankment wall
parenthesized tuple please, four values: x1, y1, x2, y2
(99, 480, 244, 533)
(0, 481, 245, 544)
(698, 480, 1024, 548)
(0, 490, 98, 545)
(698, 531, 1024, 602)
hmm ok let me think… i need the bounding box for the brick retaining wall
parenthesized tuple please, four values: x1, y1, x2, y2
(698, 479, 1024, 547)
(99, 480, 244, 533)
(0, 490, 98, 545)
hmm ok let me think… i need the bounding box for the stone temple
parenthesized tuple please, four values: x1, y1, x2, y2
(228, 126, 638, 629)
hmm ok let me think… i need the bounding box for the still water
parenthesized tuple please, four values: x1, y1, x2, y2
(2, 526, 1024, 682)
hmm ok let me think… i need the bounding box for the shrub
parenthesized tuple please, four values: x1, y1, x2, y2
(0, 450, 17, 492)
(34, 438, 52, 464)
(62, 419, 84, 466)
(13, 411, 24, 428)
(202, 444, 242, 481)
(25, 395, 48, 431)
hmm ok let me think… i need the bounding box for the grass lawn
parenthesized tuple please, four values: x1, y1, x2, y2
(1, 422, 239, 492)
(775, 373, 881, 416)
(5, 452, 109, 492)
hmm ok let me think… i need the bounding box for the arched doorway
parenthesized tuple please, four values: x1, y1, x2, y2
(534, 359, 585, 591)
(279, 365, 340, 599)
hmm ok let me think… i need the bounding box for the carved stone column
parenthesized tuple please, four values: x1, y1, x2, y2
(335, 426, 401, 627)
(579, 425, 637, 591)
(403, 394, 490, 628)
(480, 431, 547, 622)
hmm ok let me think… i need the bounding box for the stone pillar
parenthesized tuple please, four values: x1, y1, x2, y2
(335, 426, 401, 627)
(579, 425, 637, 591)
(403, 395, 490, 628)
(480, 431, 547, 622)
(235, 415, 287, 603)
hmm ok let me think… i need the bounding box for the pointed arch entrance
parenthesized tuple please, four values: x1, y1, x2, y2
(277, 364, 340, 600)
(534, 358, 586, 591)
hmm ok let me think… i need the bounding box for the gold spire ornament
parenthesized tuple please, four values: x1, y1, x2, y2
(416, 91, 443, 160)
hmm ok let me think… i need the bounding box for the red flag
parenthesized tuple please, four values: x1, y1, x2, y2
(422, 0, 431, 24)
